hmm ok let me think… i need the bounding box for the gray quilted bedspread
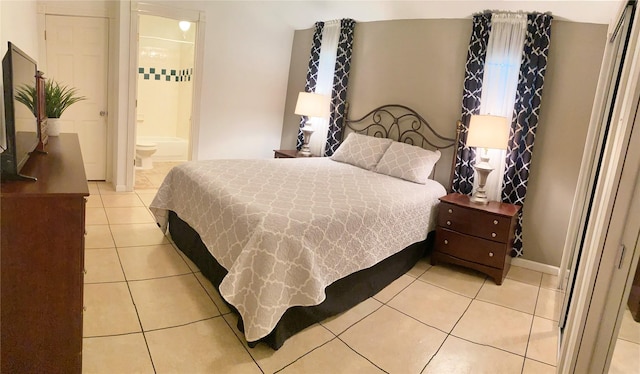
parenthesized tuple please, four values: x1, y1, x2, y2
(150, 157, 445, 342)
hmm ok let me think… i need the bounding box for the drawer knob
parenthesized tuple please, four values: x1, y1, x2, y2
(491, 232, 497, 238)
(446, 220, 451, 226)
(489, 252, 494, 257)
(493, 220, 498, 225)
(444, 240, 449, 245)
(448, 209, 453, 214)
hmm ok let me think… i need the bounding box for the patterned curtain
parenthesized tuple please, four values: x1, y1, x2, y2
(296, 19, 356, 156)
(324, 19, 356, 157)
(296, 22, 325, 150)
(451, 14, 492, 194)
(502, 13, 553, 257)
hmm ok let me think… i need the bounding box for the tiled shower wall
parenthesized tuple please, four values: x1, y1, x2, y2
(136, 15, 194, 140)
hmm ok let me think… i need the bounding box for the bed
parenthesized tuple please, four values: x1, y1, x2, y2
(150, 104, 457, 349)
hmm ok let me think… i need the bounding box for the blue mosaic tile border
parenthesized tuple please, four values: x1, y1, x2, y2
(138, 67, 193, 82)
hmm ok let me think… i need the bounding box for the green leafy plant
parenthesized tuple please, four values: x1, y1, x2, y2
(15, 80, 87, 118)
(14, 84, 37, 116)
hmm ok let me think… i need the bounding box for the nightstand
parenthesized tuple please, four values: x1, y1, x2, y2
(274, 149, 314, 158)
(431, 193, 521, 285)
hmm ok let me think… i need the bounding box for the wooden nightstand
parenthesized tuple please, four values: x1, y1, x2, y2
(274, 149, 315, 158)
(431, 193, 521, 285)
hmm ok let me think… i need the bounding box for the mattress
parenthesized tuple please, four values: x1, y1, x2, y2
(150, 157, 446, 342)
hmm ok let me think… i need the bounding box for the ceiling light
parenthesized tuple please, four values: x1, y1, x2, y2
(179, 21, 191, 32)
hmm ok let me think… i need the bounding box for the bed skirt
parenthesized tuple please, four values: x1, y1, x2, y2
(168, 210, 434, 350)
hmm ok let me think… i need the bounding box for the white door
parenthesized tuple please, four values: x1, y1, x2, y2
(45, 15, 108, 180)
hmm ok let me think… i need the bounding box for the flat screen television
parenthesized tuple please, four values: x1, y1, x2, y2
(1, 42, 39, 181)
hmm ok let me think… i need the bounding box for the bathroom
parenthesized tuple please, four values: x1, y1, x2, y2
(135, 14, 195, 188)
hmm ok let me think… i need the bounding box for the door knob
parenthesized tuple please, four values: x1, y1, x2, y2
(100, 111, 107, 117)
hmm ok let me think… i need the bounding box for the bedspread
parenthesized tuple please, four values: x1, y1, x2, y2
(150, 158, 446, 342)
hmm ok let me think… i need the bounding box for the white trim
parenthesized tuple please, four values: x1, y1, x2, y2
(510, 258, 558, 276)
(190, 11, 205, 162)
(126, 2, 138, 192)
(113, 0, 132, 191)
(36, 1, 114, 18)
(106, 13, 118, 186)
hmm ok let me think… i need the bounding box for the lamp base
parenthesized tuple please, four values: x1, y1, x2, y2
(471, 154, 493, 205)
(470, 189, 489, 205)
(299, 125, 314, 157)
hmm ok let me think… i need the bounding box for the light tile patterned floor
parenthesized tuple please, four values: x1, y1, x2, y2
(80, 163, 639, 373)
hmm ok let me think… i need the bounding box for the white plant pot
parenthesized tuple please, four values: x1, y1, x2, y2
(47, 118, 62, 136)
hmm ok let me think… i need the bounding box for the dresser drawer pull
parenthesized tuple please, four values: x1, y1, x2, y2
(444, 239, 449, 245)
(489, 252, 494, 257)
(448, 208, 453, 214)
(493, 220, 498, 225)
(491, 232, 497, 238)
(446, 220, 451, 226)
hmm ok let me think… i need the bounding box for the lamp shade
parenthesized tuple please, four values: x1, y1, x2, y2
(294, 92, 330, 118)
(466, 115, 510, 150)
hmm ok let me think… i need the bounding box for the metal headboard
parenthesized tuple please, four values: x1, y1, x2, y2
(342, 103, 461, 189)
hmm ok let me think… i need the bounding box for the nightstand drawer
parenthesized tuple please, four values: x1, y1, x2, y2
(434, 227, 507, 269)
(438, 202, 512, 243)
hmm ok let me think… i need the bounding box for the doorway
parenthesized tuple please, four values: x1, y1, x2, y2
(45, 14, 109, 180)
(133, 14, 196, 190)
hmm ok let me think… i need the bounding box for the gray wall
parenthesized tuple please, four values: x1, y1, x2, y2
(281, 19, 607, 267)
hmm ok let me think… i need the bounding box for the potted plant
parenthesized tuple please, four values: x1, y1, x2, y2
(15, 79, 87, 136)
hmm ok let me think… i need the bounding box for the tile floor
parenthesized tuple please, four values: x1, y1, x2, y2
(80, 163, 639, 373)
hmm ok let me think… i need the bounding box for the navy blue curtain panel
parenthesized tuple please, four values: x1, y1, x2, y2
(297, 22, 324, 150)
(451, 14, 492, 194)
(324, 19, 356, 157)
(502, 13, 553, 257)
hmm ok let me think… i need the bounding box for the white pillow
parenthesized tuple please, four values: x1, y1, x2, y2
(330, 133, 393, 170)
(375, 141, 441, 184)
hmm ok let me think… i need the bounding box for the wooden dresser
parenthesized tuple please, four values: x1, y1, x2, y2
(1, 134, 89, 373)
(431, 193, 521, 285)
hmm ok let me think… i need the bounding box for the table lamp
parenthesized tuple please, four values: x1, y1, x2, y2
(466, 114, 510, 204)
(295, 92, 330, 157)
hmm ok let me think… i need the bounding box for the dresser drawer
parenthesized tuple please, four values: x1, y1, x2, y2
(434, 227, 507, 269)
(438, 202, 512, 243)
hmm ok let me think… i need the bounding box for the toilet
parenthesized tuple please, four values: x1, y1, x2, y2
(135, 141, 157, 169)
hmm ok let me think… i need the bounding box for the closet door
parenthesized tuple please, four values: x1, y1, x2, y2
(557, 2, 640, 372)
(45, 15, 109, 180)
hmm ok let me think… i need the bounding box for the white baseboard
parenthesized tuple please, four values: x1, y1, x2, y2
(511, 257, 559, 276)
(115, 184, 128, 192)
